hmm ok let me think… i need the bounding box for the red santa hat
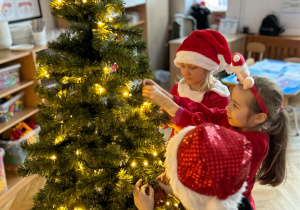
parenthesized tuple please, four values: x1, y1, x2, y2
(174, 30, 232, 71)
(232, 52, 248, 73)
(165, 123, 252, 210)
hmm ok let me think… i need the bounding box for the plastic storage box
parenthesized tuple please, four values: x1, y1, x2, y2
(0, 125, 40, 172)
(0, 91, 24, 123)
(0, 148, 7, 195)
(0, 63, 21, 89)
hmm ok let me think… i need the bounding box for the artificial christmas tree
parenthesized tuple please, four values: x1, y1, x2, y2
(18, 0, 170, 209)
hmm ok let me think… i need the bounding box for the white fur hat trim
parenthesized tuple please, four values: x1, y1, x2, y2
(174, 51, 219, 71)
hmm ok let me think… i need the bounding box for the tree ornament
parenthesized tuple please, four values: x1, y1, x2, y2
(154, 187, 168, 207)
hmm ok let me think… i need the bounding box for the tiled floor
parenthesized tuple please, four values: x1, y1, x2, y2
(252, 111, 300, 210)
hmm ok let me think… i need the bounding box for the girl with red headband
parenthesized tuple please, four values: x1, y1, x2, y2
(142, 54, 289, 210)
(160, 29, 231, 140)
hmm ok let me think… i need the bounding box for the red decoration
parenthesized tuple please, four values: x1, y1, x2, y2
(111, 63, 118, 72)
(154, 186, 168, 207)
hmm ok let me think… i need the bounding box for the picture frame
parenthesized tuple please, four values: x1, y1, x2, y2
(0, 0, 42, 24)
(218, 18, 239, 34)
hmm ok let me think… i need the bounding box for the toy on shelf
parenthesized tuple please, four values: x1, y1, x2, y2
(0, 120, 40, 172)
(0, 92, 24, 123)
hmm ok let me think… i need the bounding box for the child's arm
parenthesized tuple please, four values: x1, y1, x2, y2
(142, 85, 179, 117)
(143, 79, 174, 100)
(172, 98, 230, 129)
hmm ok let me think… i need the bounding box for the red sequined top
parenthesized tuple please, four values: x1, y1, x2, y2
(171, 95, 269, 210)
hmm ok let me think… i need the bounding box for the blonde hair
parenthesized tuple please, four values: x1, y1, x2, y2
(197, 70, 216, 92)
(176, 69, 217, 92)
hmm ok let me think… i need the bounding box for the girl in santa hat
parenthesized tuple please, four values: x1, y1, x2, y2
(150, 29, 231, 140)
(133, 123, 253, 210)
(142, 53, 289, 210)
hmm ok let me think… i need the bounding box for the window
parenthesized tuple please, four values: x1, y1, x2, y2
(199, 0, 227, 11)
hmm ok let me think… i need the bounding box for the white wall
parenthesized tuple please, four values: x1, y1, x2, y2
(227, 0, 300, 36)
(40, 0, 57, 31)
(169, 0, 196, 25)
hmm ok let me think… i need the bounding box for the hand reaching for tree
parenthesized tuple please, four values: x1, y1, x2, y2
(133, 179, 154, 210)
(155, 172, 175, 197)
(143, 79, 174, 100)
(142, 80, 180, 117)
(142, 85, 169, 107)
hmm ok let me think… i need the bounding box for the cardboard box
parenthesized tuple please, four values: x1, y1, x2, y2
(211, 11, 226, 25)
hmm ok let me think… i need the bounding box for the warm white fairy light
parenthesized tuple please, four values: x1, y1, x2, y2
(57, 0, 61, 2)
(153, 152, 157, 156)
(76, 150, 80, 155)
(166, 202, 170, 206)
(175, 203, 179, 207)
(51, 155, 56, 160)
(144, 102, 148, 106)
(159, 160, 162, 164)
(143, 161, 148, 166)
(131, 162, 136, 167)
(98, 21, 104, 26)
(82, 0, 87, 2)
(123, 92, 129, 97)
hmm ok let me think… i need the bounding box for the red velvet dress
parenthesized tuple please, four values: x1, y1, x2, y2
(166, 83, 229, 140)
(171, 96, 269, 210)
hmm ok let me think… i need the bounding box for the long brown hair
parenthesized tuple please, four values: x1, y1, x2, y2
(249, 76, 289, 186)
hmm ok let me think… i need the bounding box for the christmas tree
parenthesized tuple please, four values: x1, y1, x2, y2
(19, 0, 170, 209)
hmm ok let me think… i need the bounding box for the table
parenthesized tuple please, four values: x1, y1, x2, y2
(221, 59, 300, 107)
(169, 33, 247, 88)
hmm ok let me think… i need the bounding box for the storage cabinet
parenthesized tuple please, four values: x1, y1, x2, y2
(124, 0, 169, 70)
(0, 46, 46, 210)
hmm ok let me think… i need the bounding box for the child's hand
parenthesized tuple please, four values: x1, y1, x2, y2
(133, 179, 154, 210)
(143, 79, 161, 91)
(142, 85, 168, 106)
(155, 173, 174, 197)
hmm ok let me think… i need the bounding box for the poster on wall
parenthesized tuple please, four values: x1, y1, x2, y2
(0, 0, 42, 23)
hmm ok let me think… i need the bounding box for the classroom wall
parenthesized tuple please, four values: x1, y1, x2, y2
(227, 0, 300, 36)
(40, 0, 57, 31)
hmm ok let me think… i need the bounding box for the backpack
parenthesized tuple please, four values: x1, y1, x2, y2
(259, 14, 284, 36)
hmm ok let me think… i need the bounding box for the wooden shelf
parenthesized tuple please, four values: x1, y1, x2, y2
(0, 108, 39, 133)
(0, 47, 44, 209)
(0, 81, 34, 98)
(129, 20, 145, 27)
(0, 172, 37, 207)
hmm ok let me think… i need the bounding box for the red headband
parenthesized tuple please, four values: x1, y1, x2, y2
(250, 86, 268, 115)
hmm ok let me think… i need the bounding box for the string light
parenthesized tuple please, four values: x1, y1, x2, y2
(51, 155, 56, 160)
(144, 102, 148, 106)
(166, 202, 170, 206)
(123, 92, 129, 97)
(153, 152, 157, 156)
(103, 67, 110, 74)
(57, 0, 61, 2)
(74, 208, 83, 210)
(143, 161, 148, 166)
(131, 162, 136, 167)
(175, 203, 179, 207)
(98, 21, 104, 26)
(82, 0, 87, 3)
(76, 150, 80, 155)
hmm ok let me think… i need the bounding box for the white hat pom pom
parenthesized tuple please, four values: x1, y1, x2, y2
(233, 54, 241, 62)
(243, 77, 255, 89)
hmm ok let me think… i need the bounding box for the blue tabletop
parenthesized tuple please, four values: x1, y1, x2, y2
(221, 59, 300, 95)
